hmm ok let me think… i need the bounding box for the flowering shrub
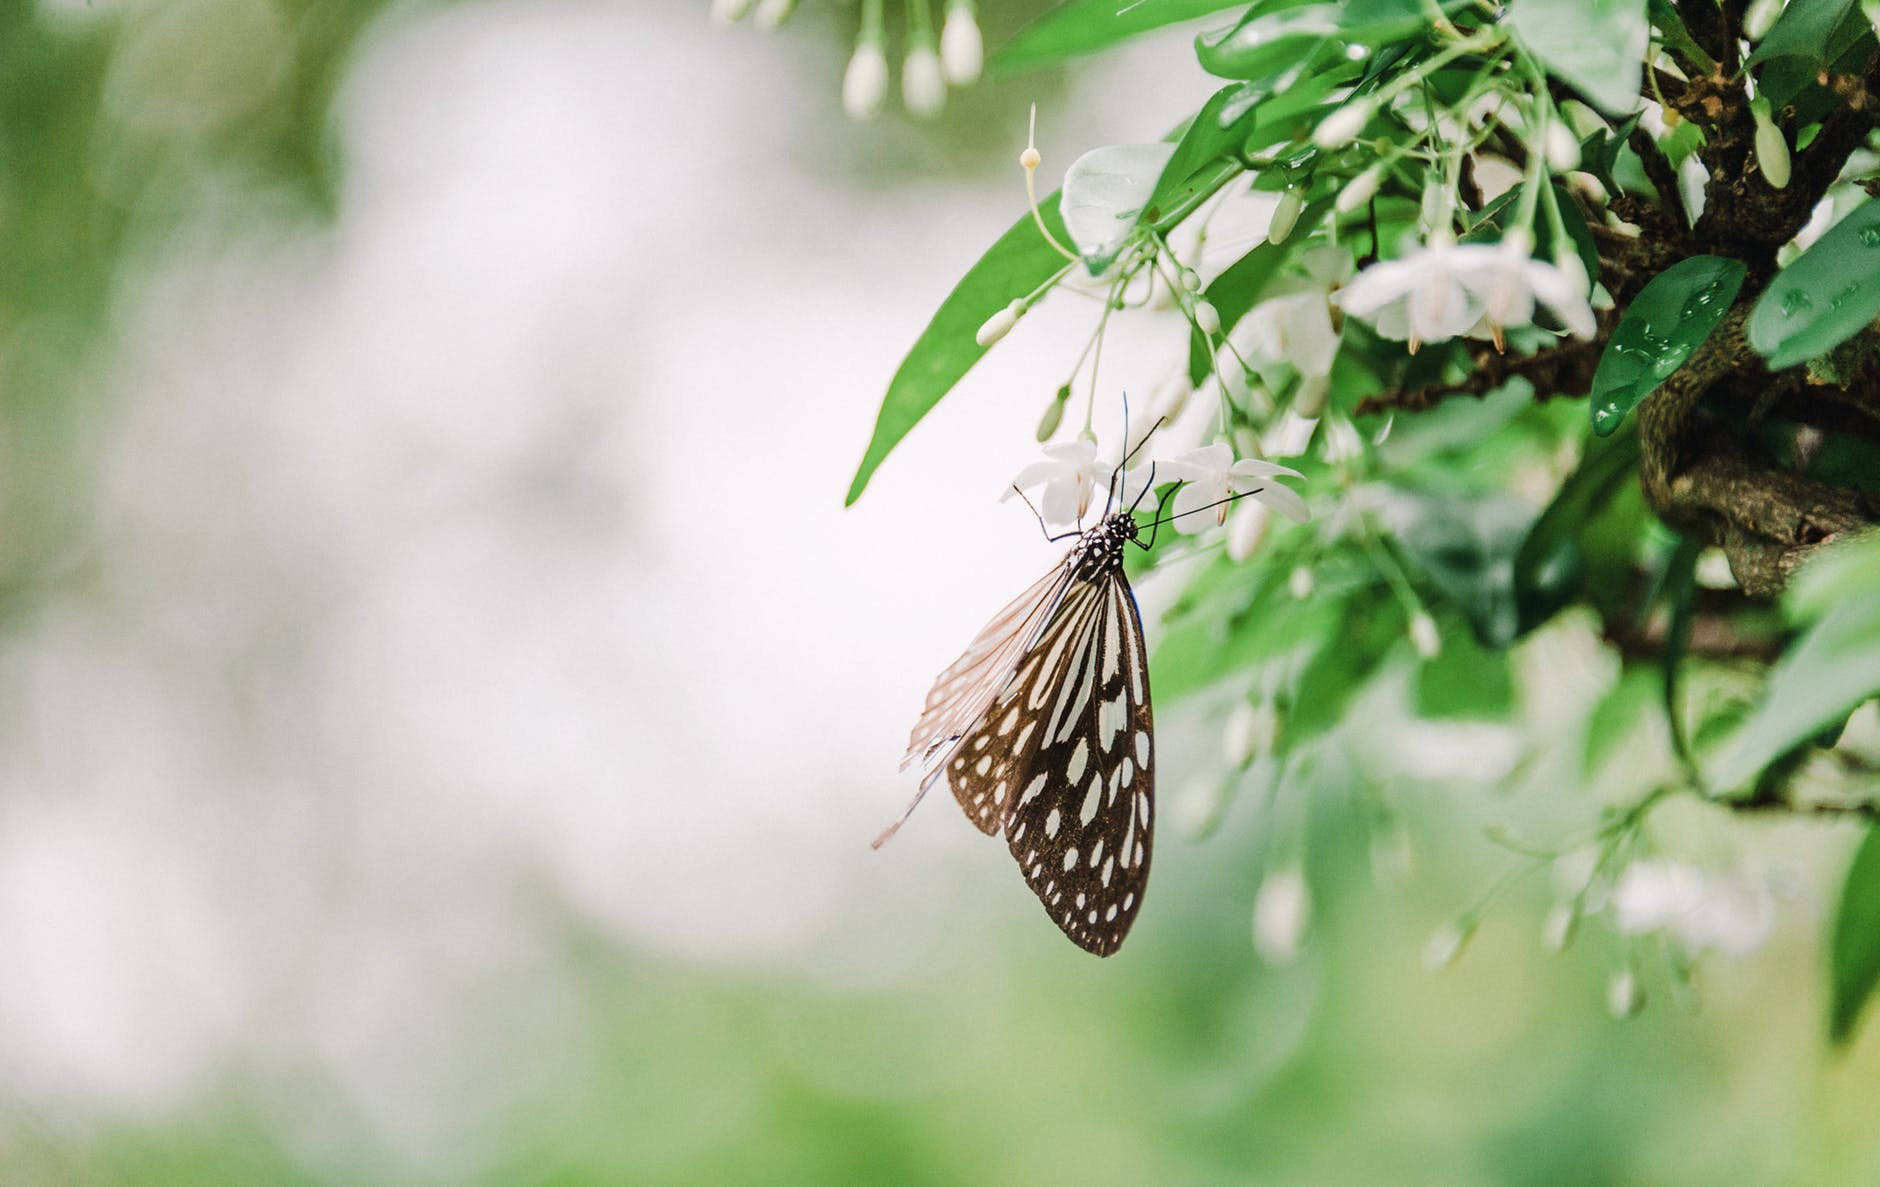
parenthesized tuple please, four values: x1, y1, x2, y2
(848, 0, 1880, 1032)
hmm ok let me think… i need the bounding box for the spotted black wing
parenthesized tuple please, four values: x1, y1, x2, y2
(999, 569, 1154, 956)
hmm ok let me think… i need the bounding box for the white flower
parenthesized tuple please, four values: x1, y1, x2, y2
(1252, 866, 1310, 963)
(1159, 443, 1308, 534)
(1236, 246, 1351, 379)
(842, 40, 889, 120)
(902, 41, 946, 118)
(940, 5, 983, 85)
(1457, 229, 1597, 345)
(1006, 440, 1143, 527)
(1334, 235, 1491, 350)
(1610, 860, 1778, 957)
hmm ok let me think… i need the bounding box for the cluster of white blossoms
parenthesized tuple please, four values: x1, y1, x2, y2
(714, 0, 982, 120)
(1608, 859, 1786, 958)
(1334, 228, 1596, 353)
(1005, 440, 1309, 536)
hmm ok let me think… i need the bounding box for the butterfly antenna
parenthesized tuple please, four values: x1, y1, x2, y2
(1143, 485, 1266, 531)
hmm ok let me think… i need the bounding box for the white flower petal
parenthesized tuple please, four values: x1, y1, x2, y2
(1250, 481, 1310, 524)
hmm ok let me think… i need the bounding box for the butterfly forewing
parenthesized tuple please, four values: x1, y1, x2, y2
(999, 571, 1153, 956)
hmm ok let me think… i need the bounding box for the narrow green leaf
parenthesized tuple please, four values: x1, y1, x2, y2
(1589, 255, 1746, 436)
(1707, 534, 1880, 791)
(994, 0, 1254, 73)
(1659, 533, 1703, 776)
(1510, 0, 1648, 116)
(1512, 429, 1641, 633)
(1748, 199, 1880, 371)
(1831, 827, 1880, 1043)
(1143, 85, 1257, 226)
(844, 197, 1070, 505)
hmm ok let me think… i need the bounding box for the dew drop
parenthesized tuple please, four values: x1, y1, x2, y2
(1858, 226, 1880, 248)
(1779, 289, 1813, 317)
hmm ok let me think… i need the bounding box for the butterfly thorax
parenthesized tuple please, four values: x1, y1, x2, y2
(1068, 511, 1138, 580)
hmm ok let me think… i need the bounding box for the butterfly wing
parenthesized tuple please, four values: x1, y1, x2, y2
(999, 569, 1153, 956)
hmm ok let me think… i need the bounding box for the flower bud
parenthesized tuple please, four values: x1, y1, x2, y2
(1268, 188, 1304, 245)
(1313, 99, 1373, 149)
(1423, 918, 1474, 969)
(1173, 772, 1231, 841)
(902, 39, 946, 119)
(1020, 145, 1041, 169)
(1335, 164, 1384, 215)
(754, 0, 795, 26)
(1035, 386, 1068, 441)
(1607, 969, 1644, 1019)
(711, 0, 758, 22)
(842, 39, 889, 120)
(1289, 566, 1315, 599)
(940, 5, 983, 85)
(1542, 904, 1577, 953)
(1752, 100, 1790, 189)
(1543, 120, 1581, 172)
(975, 298, 1025, 347)
(1222, 700, 1262, 768)
(1410, 611, 1441, 660)
(1419, 181, 1448, 234)
(1226, 499, 1272, 561)
(1193, 299, 1222, 335)
(1252, 866, 1310, 963)
(1180, 267, 1201, 293)
(1744, 0, 1785, 40)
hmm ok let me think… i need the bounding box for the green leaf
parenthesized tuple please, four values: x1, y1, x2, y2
(1754, 2, 1874, 107)
(1388, 493, 1533, 647)
(1748, 199, 1880, 371)
(1831, 827, 1880, 1044)
(844, 196, 1070, 505)
(1658, 533, 1703, 775)
(1589, 255, 1746, 436)
(1414, 616, 1515, 719)
(1510, 0, 1648, 116)
(995, 0, 1253, 72)
(1195, 3, 1342, 80)
(1142, 84, 1261, 231)
(1512, 429, 1641, 634)
(1062, 143, 1178, 273)
(1707, 533, 1880, 791)
(1577, 114, 1641, 196)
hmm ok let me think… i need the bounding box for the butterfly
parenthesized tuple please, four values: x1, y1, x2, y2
(876, 445, 1260, 955)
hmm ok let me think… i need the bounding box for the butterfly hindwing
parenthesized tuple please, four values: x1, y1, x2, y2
(998, 570, 1154, 956)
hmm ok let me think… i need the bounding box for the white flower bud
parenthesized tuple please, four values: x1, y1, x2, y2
(902, 42, 946, 119)
(842, 40, 889, 120)
(711, 0, 758, 22)
(1542, 904, 1577, 953)
(1252, 866, 1310, 963)
(1753, 103, 1790, 189)
(1312, 99, 1373, 149)
(1543, 120, 1581, 172)
(1607, 969, 1644, 1019)
(975, 298, 1025, 347)
(1020, 145, 1041, 169)
(1193, 299, 1221, 335)
(1268, 188, 1303, 244)
(1289, 566, 1315, 599)
(1744, 0, 1785, 40)
(940, 6, 983, 85)
(1226, 499, 1272, 561)
(1410, 612, 1441, 660)
(1173, 772, 1230, 841)
(753, 0, 796, 26)
(1423, 919, 1473, 970)
(1180, 267, 1201, 292)
(1335, 164, 1384, 215)
(1222, 701, 1261, 768)
(1419, 181, 1448, 234)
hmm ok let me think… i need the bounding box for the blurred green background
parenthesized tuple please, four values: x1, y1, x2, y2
(3, 2, 1879, 1184)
